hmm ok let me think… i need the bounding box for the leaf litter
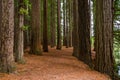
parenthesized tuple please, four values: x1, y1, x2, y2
(0, 47, 111, 80)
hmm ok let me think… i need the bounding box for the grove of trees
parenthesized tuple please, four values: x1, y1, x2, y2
(0, 0, 120, 79)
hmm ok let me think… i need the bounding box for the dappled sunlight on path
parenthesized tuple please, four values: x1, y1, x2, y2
(0, 47, 110, 80)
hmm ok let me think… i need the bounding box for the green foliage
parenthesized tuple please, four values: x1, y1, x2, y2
(25, 15, 31, 21)
(21, 25, 29, 31)
(19, 0, 31, 15)
(114, 0, 120, 20)
(114, 28, 120, 44)
(19, 7, 28, 15)
(24, 0, 28, 5)
(114, 0, 120, 9)
(14, 0, 19, 8)
(113, 27, 120, 64)
(113, 0, 120, 69)
(90, 36, 94, 48)
(23, 0, 31, 9)
(114, 63, 119, 72)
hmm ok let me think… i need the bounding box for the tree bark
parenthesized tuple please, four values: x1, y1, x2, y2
(66, 0, 69, 48)
(43, 0, 48, 52)
(30, 0, 42, 55)
(24, 3, 31, 49)
(68, 0, 72, 47)
(72, 0, 79, 58)
(56, 0, 62, 50)
(14, 0, 24, 63)
(50, 0, 56, 48)
(63, 0, 67, 46)
(78, 0, 92, 67)
(0, 0, 15, 73)
(94, 0, 115, 79)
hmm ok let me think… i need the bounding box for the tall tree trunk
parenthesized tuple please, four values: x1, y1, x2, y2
(78, 0, 92, 67)
(63, 0, 67, 46)
(14, 0, 19, 60)
(0, 0, 15, 73)
(50, 0, 56, 48)
(66, 1, 69, 48)
(24, 3, 31, 49)
(68, 0, 72, 47)
(40, 0, 43, 45)
(14, 0, 24, 63)
(30, 0, 42, 55)
(24, 30, 30, 49)
(72, 0, 79, 58)
(94, 0, 115, 79)
(93, 0, 96, 42)
(43, 0, 48, 52)
(56, 0, 62, 50)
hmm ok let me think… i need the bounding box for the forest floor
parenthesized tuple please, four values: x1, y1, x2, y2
(0, 47, 111, 80)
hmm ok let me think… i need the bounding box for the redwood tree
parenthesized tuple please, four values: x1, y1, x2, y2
(94, 0, 115, 79)
(50, 0, 56, 48)
(66, 0, 69, 48)
(63, 0, 67, 46)
(72, 0, 79, 58)
(43, 0, 48, 52)
(78, 0, 92, 67)
(14, 0, 24, 63)
(0, 0, 15, 73)
(30, 0, 42, 55)
(68, 0, 72, 47)
(56, 0, 62, 50)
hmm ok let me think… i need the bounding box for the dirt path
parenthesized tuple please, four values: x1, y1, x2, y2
(0, 47, 111, 80)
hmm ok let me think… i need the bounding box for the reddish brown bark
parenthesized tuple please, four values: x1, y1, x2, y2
(0, 0, 15, 73)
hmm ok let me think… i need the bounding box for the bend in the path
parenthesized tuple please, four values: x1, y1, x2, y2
(0, 47, 111, 80)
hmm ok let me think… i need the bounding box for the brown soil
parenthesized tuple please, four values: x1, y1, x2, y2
(0, 47, 111, 80)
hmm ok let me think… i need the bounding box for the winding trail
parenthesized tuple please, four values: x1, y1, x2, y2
(0, 47, 110, 80)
